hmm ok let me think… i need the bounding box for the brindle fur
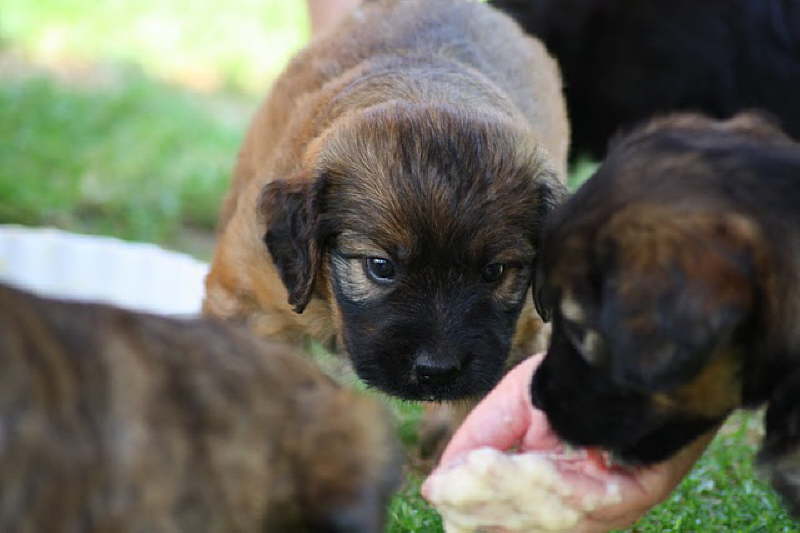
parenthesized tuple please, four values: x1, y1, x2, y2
(531, 112, 800, 517)
(0, 284, 400, 532)
(204, 0, 567, 403)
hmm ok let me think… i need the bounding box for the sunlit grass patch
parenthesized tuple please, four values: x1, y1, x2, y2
(0, 72, 250, 246)
(1, 0, 308, 94)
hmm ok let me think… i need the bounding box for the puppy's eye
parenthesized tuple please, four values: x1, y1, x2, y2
(364, 257, 396, 284)
(481, 263, 505, 283)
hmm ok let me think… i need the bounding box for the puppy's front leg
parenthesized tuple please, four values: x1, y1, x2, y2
(758, 370, 800, 517)
(417, 402, 477, 468)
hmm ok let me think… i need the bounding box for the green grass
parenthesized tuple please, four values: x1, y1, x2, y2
(0, 0, 308, 95)
(0, 0, 306, 252)
(2, 1, 799, 530)
(620, 412, 798, 532)
(0, 72, 248, 246)
(568, 156, 599, 190)
(387, 475, 444, 533)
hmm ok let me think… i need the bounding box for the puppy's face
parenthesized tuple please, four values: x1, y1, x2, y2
(263, 104, 564, 400)
(533, 212, 755, 463)
(531, 115, 776, 463)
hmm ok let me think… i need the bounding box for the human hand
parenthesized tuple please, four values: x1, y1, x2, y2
(422, 354, 717, 533)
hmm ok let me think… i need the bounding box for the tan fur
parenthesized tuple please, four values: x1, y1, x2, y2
(204, 0, 568, 356)
(551, 205, 761, 418)
(652, 348, 744, 419)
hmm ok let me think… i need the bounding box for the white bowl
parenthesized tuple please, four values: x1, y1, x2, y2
(0, 225, 209, 316)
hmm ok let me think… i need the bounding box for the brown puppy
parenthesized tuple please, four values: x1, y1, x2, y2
(0, 284, 400, 532)
(204, 0, 568, 404)
(531, 113, 800, 516)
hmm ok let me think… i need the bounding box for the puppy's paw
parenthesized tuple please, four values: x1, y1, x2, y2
(418, 404, 458, 467)
(760, 448, 800, 518)
(758, 372, 800, 517)
(416, 402, 476, 470)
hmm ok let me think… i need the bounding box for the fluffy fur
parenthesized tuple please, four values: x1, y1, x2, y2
(490, 0, 800, 158)
(0, 284, 400, 532)
(530, 113, 800, 517)
(204, 0, 568, 402)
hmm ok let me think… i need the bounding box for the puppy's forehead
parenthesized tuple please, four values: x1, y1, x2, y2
(320, 103, 553, 256)
(336, 230, 410, 258)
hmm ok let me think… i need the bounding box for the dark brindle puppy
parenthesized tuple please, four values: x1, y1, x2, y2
(204, 0, 568, 402)
(531, 113, 800, 516)
(0, 284, 400, 532)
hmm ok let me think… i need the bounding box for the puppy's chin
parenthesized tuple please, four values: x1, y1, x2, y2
(532, 346, 721, 465)
(542, 389, 719, 465)
(351, 358, 507, 402)
(606, 416, 721, 466)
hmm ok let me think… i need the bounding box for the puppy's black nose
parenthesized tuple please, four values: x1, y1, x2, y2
(413, 352, 461, 384)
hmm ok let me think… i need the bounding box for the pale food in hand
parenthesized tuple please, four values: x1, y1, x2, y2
(426, 447, 621, 533)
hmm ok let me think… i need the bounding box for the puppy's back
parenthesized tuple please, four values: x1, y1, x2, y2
(274, 0, 564, 132)
(0, 284, 399, 532)
(230, 0, 567, 214)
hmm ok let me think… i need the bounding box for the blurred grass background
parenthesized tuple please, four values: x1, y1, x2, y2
(0, 1, 797, 531)
(1, 0, 307, 256)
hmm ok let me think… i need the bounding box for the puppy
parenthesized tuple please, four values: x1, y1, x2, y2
(530, 113, 800, 516)
(205, 0, 568, 402)
(490, 0, 800, 159)
(0, 283, 400, 532)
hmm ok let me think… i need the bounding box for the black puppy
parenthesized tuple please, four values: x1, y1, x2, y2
(490, 0, 800, 159)
(531, 112, 800, 517)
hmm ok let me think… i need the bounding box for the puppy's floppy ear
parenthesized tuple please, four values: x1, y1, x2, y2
(532, 260, 554, 322)
(260, 174, 328, 313)
(531, 179, 567, 323)
(605, 215, 757, 391)
(609, 275, 749, 392)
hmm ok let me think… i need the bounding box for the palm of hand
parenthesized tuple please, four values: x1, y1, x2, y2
(424, 354, 715, 533)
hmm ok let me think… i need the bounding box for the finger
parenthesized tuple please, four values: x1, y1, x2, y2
(580, 426, 720, 531)
(437, 354, 545, 467)
(520, 406, 562, 452)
